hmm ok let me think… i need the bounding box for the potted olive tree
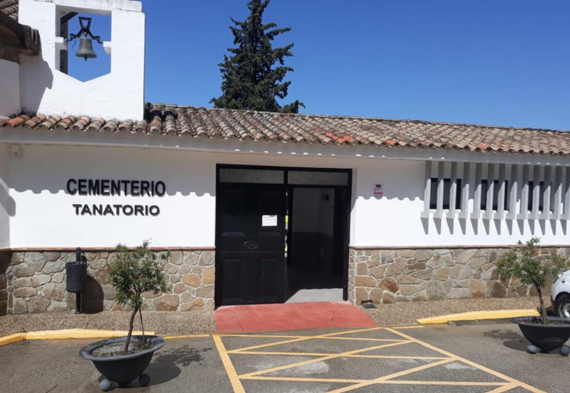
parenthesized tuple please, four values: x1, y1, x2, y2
(80, 242, 170, 391)
(497, 237, 570, 354)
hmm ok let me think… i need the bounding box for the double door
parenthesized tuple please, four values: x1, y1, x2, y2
(216, 183, 286, 306)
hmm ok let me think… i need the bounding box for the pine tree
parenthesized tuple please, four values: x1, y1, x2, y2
(211, 0, 304, 113)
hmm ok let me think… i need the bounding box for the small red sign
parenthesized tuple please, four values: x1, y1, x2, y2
(373, 184, 383, 197)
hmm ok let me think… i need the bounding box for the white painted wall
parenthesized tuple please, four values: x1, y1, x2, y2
(18, 0, 145, 120)
(352, 158, 570, 247)
(0, 60, 21, 117)
(0, 143, 11, 248)
(7, 145, 354, 248)
(6, 142, 570, 249)
(8, 144, 215, 248)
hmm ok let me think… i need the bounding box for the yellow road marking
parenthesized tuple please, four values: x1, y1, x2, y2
(213, 335, 245, 393)
(484, 384, 519, 393)
(230, 326, 383, 353)
(241, 376, 508, 386)
(385, 328, 546, 393)
(241, 376, 367, 384)
(232, 350, 336, 357)
(390, 325, 424, 330)
(163, 334, 210, 339)
(220, 334, 311, 339)
(314, 337, 404, 342)
(230, 337, 313, 353)
(222, 333, 404, 343)
(239, 340, 411, 378)
(325, 358, 457, 393)
(227, 338, 406, 354)
(233, 351, 447, 360)
(215, 326, 545, 393)
(382, 380, 508, 386)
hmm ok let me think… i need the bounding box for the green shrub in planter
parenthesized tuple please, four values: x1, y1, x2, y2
(497, 237, 567, 324)
(109, 241, 170, 353)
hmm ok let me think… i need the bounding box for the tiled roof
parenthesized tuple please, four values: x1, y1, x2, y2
(0, 0, 18, 20)
(2, 104, 570, 155)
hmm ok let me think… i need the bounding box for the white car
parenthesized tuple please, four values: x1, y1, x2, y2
(552, 270, 570, 318)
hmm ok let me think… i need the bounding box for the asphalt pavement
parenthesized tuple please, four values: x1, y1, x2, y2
(0, 323, 567, 393)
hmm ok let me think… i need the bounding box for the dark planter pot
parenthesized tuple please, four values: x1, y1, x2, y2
(512, 317, 570, 352)
(80, 335, 164, 390)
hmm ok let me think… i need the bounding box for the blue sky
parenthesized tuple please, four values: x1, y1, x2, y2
(68, 0, 570, 130)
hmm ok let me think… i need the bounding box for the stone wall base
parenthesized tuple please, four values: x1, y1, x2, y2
(3, 249, 215, 315)
(5, 245, 563, 313)
(348, 247, 567, 304)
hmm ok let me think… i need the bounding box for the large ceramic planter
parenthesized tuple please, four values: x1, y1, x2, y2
(80, 335, 164, 391)
(512, 317, 570, 353)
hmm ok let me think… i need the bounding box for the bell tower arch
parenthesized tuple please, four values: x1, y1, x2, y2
(18, 0, 145, 120)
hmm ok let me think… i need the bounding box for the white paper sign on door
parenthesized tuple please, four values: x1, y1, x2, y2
(262, 215, 278, 227)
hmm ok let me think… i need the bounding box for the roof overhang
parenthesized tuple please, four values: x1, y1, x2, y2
(2, 105, 570, 160)
(0, 12, 40, 62)
(1, 126, 569, 168)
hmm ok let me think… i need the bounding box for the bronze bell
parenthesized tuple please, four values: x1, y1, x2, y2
(75, 37, 97, 61)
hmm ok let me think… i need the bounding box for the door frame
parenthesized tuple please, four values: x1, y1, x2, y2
(215, 164, 353, 308)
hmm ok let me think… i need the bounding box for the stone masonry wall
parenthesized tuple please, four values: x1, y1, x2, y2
(349, 247, 569, 304)
(5, 250, 215, 315)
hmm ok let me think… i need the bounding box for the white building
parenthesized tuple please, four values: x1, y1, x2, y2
(1, 0, 569, 315)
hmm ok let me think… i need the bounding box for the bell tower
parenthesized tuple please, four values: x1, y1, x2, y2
(18, 0, 145, 120)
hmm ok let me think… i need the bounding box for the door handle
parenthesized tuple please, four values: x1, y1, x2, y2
(243, 241, 260, 251)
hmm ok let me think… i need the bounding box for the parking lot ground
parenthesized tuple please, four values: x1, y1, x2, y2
(217, 324, 563, 393)
(1, 323, 567, 393)
(401, 323, 568, 393)
(0, 335, 232, 393)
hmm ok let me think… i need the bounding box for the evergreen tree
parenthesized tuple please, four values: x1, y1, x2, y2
(211, 0, 304, 113)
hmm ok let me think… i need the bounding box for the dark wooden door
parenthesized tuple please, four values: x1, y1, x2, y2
(216, 184, 286, 306)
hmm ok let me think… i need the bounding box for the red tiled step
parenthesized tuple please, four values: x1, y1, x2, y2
(214, 302, 377, 333)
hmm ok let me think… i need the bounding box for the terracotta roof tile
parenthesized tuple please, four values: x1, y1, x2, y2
(0, 0, 18, 20)
(2, 103, 570, 156)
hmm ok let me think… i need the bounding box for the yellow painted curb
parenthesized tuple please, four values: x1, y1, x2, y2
(25, 329, 155, 341)
(0, 333, 26, 347)
(417, 309, 540, 325)
(0, 329, 157, 347)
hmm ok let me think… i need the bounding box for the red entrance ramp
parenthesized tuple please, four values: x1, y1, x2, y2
(214, 302, 377, 333)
